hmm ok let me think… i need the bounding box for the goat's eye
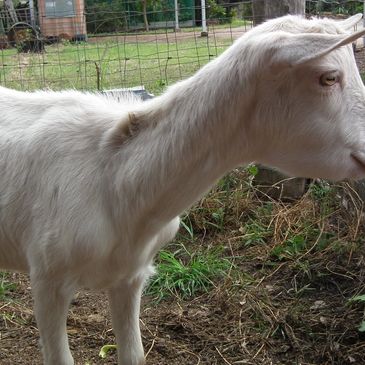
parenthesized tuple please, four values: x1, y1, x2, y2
(319, 72, 339, 86)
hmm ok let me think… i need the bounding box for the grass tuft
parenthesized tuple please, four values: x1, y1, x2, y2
(0, 272, 17, 300)
(146, 245, 232, 301)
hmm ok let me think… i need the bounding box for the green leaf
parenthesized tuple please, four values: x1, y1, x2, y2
(180, 218, 194, 240)
(99, 344, 117, 359)
(350, 294, 365, 302)
(247, 165, 258, 176)
(358, 321, 365, 332)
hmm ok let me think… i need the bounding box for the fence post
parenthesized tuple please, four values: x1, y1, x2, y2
(363, 0, 365, 48)
(174, 0, 180, 32)
(201, 0, 208, 37)
(29, 0, 36, 27)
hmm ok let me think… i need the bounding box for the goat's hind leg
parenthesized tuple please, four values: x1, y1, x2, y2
(31, 273, 76, 365)
(108, 272, 148, 365)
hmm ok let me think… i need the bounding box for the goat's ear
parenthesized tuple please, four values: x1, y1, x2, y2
(337, 13, 363, 30)
(272, 28, 365, 66)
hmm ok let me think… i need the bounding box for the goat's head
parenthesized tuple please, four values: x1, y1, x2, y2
(242, 14, 365, 180)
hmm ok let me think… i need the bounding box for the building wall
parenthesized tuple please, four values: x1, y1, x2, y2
(38, 0, 86, 39)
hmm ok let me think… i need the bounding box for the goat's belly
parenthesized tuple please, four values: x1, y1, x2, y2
(75, 257, 153, 290)
(0, 237, 29, 272)
(78, 217, 181, 289)
(35, 217, 181, 290)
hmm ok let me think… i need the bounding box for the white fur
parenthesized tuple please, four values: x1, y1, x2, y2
(1, 14, 365, 365)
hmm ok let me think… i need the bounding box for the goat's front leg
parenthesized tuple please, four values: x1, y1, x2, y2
(108, 273, 148, 365)
(31, 274, 75, 365)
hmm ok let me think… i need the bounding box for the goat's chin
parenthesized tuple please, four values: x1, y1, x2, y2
(349, 153, 365, 180)
(277, 158, 365, 182)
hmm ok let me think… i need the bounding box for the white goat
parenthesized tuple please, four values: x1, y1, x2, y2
(1, 14, 365, 365)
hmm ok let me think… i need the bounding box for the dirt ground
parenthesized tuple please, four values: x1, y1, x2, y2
(1, 50, 365, 365)
(88, 25, 252, 44)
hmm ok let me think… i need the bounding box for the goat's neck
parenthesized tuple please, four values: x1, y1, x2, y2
(117, 50, 257, 233)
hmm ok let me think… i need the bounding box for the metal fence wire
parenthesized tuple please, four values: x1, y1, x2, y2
(0, 0, 363, 94)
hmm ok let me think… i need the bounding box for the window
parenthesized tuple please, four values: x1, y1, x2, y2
(45, 0, 75, 18)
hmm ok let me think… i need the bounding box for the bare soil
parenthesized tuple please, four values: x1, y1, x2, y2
(88, 25, 251, 44)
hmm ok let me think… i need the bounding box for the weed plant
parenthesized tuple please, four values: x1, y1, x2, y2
(146, 245, 232, 301)
(0, 272, 16, 300)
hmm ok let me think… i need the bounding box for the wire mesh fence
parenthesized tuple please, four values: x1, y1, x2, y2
(0, 0, 364, 94)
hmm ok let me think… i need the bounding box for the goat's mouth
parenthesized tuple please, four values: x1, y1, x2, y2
(351, 152, 365, 172)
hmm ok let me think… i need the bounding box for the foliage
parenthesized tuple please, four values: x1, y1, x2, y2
(85, 0, 195, 33)
(207, 0, 226, 20)
(241, 216, 272, 246)
(240, 2, 253, 18)
(351, 294, 365, 302)
(0, 272, 16, 300)
(146, 245, 232, 301)
(85, 0, 127, 34)
(306, 0, 364, 15)
(349, 294, 365, 332)
(99, 344, 117, 358)
(207, 0, 236, 24)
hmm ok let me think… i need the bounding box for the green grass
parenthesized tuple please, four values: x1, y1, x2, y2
(0, 32, 234, 95)
(0, 272, 16, 300)
(146, 244, 232, 301)
(349, 295, 365, 332)
(241, 216, 272, 247)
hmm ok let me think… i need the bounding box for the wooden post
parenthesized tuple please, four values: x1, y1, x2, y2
(253, 0, 305, 26)
(253, 167, 308, 201)
(265, 0, 305, 19)
(252, 0, 265, 26)
(142, 0, 149, 32)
